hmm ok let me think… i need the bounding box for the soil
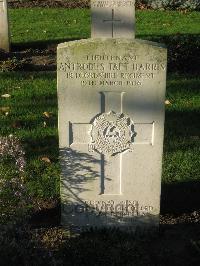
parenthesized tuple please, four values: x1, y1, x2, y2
(0, 44, 57, 71)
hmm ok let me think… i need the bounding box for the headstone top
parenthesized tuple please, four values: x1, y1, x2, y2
(58, 38, 166, 50)
(0, 0, 10, 52)
(91, 0, 135, 38)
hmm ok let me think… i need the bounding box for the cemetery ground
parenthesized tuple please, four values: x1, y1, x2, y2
(0, 6, 200, 266)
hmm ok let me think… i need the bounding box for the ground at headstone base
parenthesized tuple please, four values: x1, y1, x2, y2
(6, 202, 200, 265)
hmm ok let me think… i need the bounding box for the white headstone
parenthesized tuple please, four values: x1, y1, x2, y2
(58, 38, 167, 230)
(91, 0, 135, 38)
(0, 0, 9, 52)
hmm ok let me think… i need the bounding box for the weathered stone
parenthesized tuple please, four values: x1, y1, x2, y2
(57, 38, 167, 230)
(91, 0, 135, 38)
(0, 0, 10, 52)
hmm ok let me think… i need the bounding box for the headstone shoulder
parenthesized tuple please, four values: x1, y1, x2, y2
(57, 38, 167, 50)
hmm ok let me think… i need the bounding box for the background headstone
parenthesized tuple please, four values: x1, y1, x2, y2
(0, 0, 10, 52)
(57, 38, 167, 230)
(91, 0, 135, 38)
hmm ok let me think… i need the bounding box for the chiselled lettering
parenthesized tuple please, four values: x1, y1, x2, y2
(91, 0, 135, 8)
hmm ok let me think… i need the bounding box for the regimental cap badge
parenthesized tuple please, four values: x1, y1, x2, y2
(89, 111, 135, 156)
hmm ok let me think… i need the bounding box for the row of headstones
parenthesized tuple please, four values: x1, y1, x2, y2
(1, 0, 167, 231)
(0, 0, 9, 52)
(0, 0, 135, 52)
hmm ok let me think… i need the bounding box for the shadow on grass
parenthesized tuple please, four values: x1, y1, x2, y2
(1, 223, 200, 265)
(24, 135, 59, 159)
(139, 33, 200, 74)
(161, 181, 200, 215)
(2, 217, 200, 266)
(29, 200, 60, 228)
(11, 37, 83, 51)
(165, 110, 200, 142)
(54, 224, 200, 266)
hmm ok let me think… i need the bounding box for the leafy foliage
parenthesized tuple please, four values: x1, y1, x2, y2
(0, 136, 31, 228)
(140, 0, 200, 10)
(8, 0, 200, 10)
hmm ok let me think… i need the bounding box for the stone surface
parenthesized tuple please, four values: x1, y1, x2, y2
(91, 0, 135, 38)
(0, 0, 9, 52)
(57, 38, 167, 230)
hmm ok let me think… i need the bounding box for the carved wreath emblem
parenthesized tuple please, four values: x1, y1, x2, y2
(89, 111, 135, 156)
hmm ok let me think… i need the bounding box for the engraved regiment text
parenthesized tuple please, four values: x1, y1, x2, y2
(58, 53, 166, 87)
(91, 0, 135, 8)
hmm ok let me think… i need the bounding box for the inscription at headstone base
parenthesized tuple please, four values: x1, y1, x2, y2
(0, 0, 10, 52)
(91, 0, 135, 38)
(57, 39, 167, 230)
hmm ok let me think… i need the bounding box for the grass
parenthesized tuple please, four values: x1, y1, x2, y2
(0, 72, 59, 201)
(136, 10, 200, 36)
(164, 75, 200, 183)
(9, 8, 91, 44)
(8, 9, 200, 44)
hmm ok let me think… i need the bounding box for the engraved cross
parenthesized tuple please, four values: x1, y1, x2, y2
(91, 0, 135, 38)
(70, 92, 154, 195)
(103, 9, 122, 38)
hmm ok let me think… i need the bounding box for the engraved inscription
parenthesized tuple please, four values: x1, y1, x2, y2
(91, 0, 135, 8)
(64, 200, 154, 218)
(58, 53, 166, 87)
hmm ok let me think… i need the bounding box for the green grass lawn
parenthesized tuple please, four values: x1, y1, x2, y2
(0, 72, 59, 201)
(8, 9, 200, 44)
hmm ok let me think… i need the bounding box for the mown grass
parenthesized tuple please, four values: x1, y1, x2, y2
(8, 9, 200, 44)
(0, 72, 59, 201)
(164, 75, 200, 184)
